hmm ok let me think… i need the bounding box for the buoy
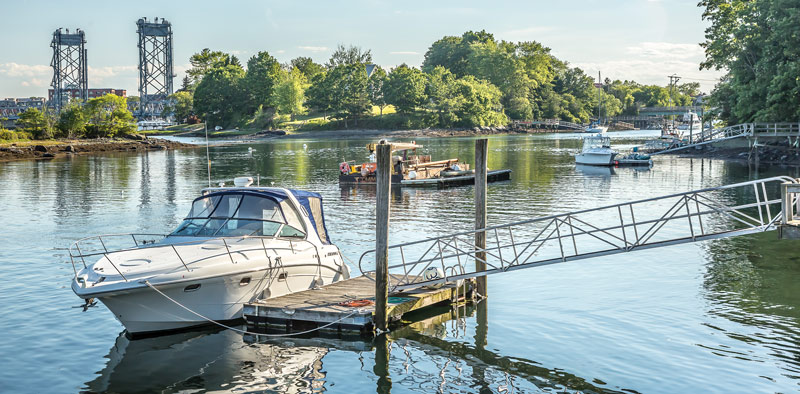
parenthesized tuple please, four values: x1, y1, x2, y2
(423, 267, 444, 288)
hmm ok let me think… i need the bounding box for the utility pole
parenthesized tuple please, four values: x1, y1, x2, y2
(668, 74, 681, 108)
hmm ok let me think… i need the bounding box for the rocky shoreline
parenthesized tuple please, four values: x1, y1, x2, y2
(0, 137, 197, 163)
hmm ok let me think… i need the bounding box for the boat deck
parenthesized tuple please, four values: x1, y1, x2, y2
(243, 274, 471, 334)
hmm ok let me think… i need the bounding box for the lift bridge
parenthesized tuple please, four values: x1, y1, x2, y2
(358, 176, 800, 292)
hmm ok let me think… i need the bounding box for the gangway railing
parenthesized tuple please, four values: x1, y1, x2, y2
(652, 123, 800, 155)
(359, 176, 798, 291)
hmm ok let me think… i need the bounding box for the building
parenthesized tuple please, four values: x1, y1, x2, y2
(47, 88, 127, 102)
(0, 97, 46, 119)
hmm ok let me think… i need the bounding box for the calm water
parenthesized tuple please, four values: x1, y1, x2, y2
(1, 131, 799, 393)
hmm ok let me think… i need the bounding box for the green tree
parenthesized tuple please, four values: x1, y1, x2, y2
(187, 48, 230, 86)
(56, 102, 87, 138)
(425, 66, 464, 127)
(306, 71, 335, 119)
(243, 51, 283, 114)
(17, 108, 53, 139)
(385, 65, 428, 114)
(193, 64, 246, 127)
(290, 57, 325, 79)
(163, 91, 194, 123)
(700, 0, 800, 122)
(452, 75, 506, 127)
(327, 63, 370, 127)
(274, 68, 309, 121)
(325, 44, 372, 68)
(368, 66, 388, 116)
(83, 94, 136, 138)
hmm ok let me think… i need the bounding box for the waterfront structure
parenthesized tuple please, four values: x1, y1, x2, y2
(0, 97, 46, 119)
(136, 17, 174, 119)
(50, 28, 88, 112)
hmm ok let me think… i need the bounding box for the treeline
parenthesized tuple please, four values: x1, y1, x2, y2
(180, 31, 700, 130)
(700, 0, 800, 123)
(1, 94, 136, 141)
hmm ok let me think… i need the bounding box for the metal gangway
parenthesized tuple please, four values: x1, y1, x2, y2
(652, 123, 800, 155)
(359, 176, 800, 292)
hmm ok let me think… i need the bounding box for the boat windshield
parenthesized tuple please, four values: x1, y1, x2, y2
(170, 193, 306, 238)
(583, 136, 611, 150)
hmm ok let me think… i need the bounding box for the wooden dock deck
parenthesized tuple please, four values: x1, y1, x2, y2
(243, 274, 472, 335)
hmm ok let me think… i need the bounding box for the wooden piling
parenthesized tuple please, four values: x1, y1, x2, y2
(474, 139, 488, 297)
(375, 143, 392, 332)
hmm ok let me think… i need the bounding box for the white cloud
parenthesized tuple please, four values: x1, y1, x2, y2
(88, 65, 137, 79)
(275, 49, 286, 54)
(298, 46, 328, 52)
(389, 51, 419, 55)
(625, 42, 703, 60)
(0, 62, 50, 77)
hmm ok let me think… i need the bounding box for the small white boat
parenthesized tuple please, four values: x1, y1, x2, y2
(575, 135, 617, 166)
(676, 111, 702, 132)
(70, 177, 349, 335)
(584, 122, 608, 134)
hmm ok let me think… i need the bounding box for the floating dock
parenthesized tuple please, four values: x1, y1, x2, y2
(614, 159, 653, 166)
(243, 274, 472, 335)
(401, 169, 512, 187)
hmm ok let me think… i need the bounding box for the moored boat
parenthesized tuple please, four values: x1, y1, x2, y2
(575, 135, 617, 166)
(339, 141, 511, 186)
(70, 177, 349, 335)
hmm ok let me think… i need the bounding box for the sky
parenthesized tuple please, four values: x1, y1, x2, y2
(0, 0, 724, 98)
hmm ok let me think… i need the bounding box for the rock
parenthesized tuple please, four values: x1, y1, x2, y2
(33, 145, 48, 152)
(42, 153, 56, 158)
(124, 133, 146, 141)
(63, 145, 75, 152)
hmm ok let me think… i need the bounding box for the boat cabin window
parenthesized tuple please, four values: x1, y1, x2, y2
(171, 193, 306, 238)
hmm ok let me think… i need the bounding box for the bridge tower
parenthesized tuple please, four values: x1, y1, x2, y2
(136, 17, 174, 119)
(50, 28, 88, 112)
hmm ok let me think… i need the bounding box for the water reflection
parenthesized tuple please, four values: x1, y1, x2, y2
(84, 301, 629, 393)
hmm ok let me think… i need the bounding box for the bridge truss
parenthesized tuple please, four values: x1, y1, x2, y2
(359, 176, 799, 291)
(136, 17, 174, 119)
(50, 28, 88, 112)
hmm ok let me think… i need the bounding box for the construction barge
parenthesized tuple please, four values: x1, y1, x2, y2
(339, 142, 511, 187)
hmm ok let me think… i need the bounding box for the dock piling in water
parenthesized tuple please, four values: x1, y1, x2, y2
(475, 139, 488, 298)
(375, 143, 392, 332)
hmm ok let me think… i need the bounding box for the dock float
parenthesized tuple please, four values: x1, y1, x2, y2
(243, 274, 472, 335)
(401, 169, 511, 187)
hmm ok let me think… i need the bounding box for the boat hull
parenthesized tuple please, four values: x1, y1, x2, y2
(584, 126, 608, 134)
(87, 264, 344, 335)
(575, 152, 617, 166)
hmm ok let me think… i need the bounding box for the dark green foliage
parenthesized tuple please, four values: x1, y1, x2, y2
(700, 0, 800, 123)
(193, 65, 246, 127)
(384, 65, 427, 114)
(243, 52, 283, 114)
(56, 102, 86, 138)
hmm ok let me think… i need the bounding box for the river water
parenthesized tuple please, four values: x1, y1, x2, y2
(1, 131, 799, 393)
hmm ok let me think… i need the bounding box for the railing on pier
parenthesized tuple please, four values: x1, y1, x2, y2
(651, 122, 800, 155)
(358, 176, 798, 292)
(68, 233, 323, 282)
(512, 119, 585, 131)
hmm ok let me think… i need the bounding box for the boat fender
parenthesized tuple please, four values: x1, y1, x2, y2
(340, 162, 350, 174)
(408, 170, 417, 180)
(423, 267, 444, 289)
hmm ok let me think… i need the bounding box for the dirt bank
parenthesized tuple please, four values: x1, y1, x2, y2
(0, 137, 198, 163)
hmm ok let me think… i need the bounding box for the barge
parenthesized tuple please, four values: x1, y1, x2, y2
(339, 141, 511, 187)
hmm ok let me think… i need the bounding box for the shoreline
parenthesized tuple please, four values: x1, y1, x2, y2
(0, 137, 198, 163)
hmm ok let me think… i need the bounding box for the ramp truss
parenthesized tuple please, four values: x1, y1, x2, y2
(359, 176, 799, 291)
(50, 28, 87, 112)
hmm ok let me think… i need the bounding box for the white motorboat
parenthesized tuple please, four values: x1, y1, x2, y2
(584, 122, 608, 134)
(575, 135, 617, 166)
(676, 111, 702, 132)
(70, 177, 350, 335)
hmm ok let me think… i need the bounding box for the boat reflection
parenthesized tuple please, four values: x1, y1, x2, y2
(575, 163, 615, 177)
(85, 301, 618, 393)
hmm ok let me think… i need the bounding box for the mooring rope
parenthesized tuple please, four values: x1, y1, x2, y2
(143, 280, 359, 337)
